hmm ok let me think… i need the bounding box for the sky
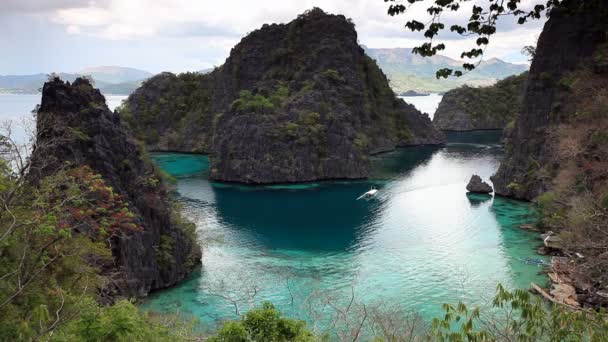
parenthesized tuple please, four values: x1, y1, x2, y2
(0, 0, 547, 75)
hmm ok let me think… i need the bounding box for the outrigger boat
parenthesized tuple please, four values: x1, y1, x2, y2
(357, 186, 378, 200)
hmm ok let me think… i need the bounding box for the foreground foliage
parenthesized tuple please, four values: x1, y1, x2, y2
(204, 285, 608, 342)
(430, 284, 608, 342)
(386, 0, 571, 77)
(0, 134, 199, 341)
(208, 302, 315, 342)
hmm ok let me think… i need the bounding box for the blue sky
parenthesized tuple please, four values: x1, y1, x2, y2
(1, 0, 545, 75)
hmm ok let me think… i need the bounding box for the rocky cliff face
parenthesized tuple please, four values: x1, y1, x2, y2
(490, 1, 608, 307)
(121, 8, 444, 184)
(491, 1, 607, 200)
(433, 72, 527, 131)
(30, 77, 201, 300)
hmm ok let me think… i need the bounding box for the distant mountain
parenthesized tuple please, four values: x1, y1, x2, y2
(97, 80, 145, 95)
(78, 66, 153, 84)
(0, 73, 76, 93)
(0, 66, 152, 95)
(364, 47, 528, 93)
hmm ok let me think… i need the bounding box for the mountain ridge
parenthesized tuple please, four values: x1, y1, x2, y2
(0, 66, 152, 95)
(364, 47, 528, 93)
(0, 52, 527, 96)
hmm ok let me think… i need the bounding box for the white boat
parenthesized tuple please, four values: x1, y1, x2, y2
(357, 186, 378, 200)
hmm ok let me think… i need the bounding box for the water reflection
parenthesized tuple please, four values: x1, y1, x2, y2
(466, 193, 493, 208)
(211, 184, 380, 251)
(445, 130, 503, 144)
(370, 146, 439, 180)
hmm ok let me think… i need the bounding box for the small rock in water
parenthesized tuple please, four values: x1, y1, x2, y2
(466, 175, 493, 194)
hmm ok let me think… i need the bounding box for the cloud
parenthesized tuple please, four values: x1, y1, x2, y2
(0, 0, 108, 12)
(47, 0, 546, 39)
(66, 25, 81, 34)
(5, 0, 548, 71)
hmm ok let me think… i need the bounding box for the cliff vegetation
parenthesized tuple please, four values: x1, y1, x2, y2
(433, 72, 528, 131)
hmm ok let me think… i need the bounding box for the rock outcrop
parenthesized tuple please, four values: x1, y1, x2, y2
(433, 72, 527, 131)
(30, 77, 201, 300)
(466, 175, 493, 194)
(121, 8, 445, 184)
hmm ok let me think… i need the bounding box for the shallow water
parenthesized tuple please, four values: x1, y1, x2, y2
(143, 131, 547, 333)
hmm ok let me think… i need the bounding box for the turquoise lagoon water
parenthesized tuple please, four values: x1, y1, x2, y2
(143, 131, 547, 333)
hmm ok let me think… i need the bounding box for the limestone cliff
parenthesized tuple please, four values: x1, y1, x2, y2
(121, 8, 445, 184)
(490, 0, 608, 307)
(491, 1, 607, 200)
(30, 77, 201, 300)
(433, 72, 527, 131)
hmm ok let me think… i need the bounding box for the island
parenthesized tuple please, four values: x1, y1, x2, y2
(120, 8, 445, 184)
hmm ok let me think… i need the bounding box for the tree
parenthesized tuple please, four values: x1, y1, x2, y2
(385, 0, 568, 78)
(207, 302, 315, 342)
(521, 45, 536, 61)
(0, 132, 141, 339)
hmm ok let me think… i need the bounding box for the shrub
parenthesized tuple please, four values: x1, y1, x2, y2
(207, 302, 315, 342)
(558, 74, 578, 90)
(154, 235, 176, 269)
(353, 133, 370, 151)
(68, 127, 90, 141)
(57, 299, 198, 341)
(601, 193, 608, 210)
(396, 127, 413, 142)
(232, 90, 275, 113)
(322, 69, 345, 83)
(300, 80, 315, 93)
(299, 112, 320, 126)
(593, 43, 608, 72)
(430, 284, 608, 341)
(280, 122, 300, 138)
(270, 83, 289, 107)
(590, 131, 608, 146)
(507, 182, 521, 191)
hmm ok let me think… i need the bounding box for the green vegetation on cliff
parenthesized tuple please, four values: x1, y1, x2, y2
(0, 159, 199, 340)
(520, 63, 608, 302)
(433, 72, 527, 131)
(120, 72, 212, 151)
